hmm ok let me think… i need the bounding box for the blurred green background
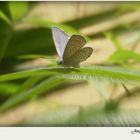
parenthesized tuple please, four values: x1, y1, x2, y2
(0, 1, 140, 126)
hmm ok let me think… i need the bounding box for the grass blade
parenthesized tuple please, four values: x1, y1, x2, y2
(0, 66, 140, 84)
(0, 77, 67, 111)
(0, 10, 11, 25)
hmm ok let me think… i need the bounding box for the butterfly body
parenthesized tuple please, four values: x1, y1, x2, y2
(52, 26, 93, 67)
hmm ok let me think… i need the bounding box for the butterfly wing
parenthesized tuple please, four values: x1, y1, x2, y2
(63, 47, 93, 67)
(52, 26, 69, 61)
(63, 35, 86, 63)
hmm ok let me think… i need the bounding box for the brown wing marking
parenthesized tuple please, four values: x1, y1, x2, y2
(63, 47, 93, 67)
(63, 35, 86, 62)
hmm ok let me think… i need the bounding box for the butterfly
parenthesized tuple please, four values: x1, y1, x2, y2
(52, 26, 93, 67)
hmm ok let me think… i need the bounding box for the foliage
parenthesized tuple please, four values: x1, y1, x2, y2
(0, 2, 140, 126)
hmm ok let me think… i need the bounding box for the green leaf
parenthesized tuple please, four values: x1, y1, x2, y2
(0, 21, 12, 64)
(5, 28, 54, 57)
(17, 54, 52, 60)
(0, 69, 40, 82)
(23, 18, 78, 34)
(0, 66, 140, 84)
(8, 2, 29, 22)
(104, 32, 123, 50)
(78, 106, 140, 126)
(0, 10, 11, 25)
(15, 76, 44, 94)
(0, 77, 67, 111)
(117, 3, 140, 11)
(107, 49, 140, 64)
(23, 18, 91, 41)
(0, 82, 18, 95)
